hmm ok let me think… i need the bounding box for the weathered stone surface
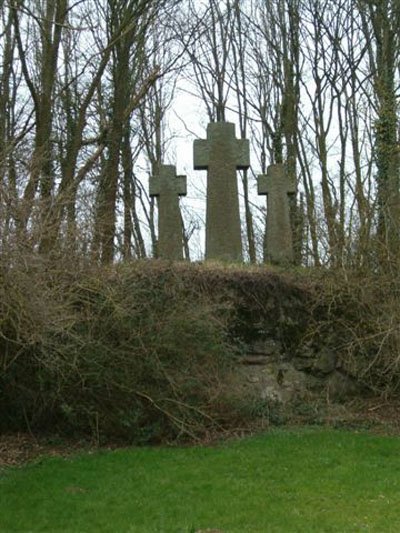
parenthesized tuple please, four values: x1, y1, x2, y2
(313, 347, 338, 374)
(327, 371, 360, 399)
(258, 164, 296, 264)
(293, 357, 314, 371)
(239, 359, 320, 403)
(249, 338, 282, 356)
(238, 333, 359, 402)
(149, 164, 186, 261)
(294, 346, 337, 374)
(296, 341, 316, 359)
(194, 122, 249, 262)
(241, 355, 272, 365)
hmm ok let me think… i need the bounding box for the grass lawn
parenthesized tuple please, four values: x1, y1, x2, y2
(1, 428, 400, 532)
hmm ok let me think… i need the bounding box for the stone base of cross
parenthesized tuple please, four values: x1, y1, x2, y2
(258, 164, 296, 264)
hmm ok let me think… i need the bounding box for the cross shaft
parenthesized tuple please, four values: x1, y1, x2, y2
(193, 122, 250, 261)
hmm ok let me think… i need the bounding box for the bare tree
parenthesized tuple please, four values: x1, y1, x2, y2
(244, 0, 302, 262)
(358, 0, 400, 265)
(12, 0, 68, 247)
(230, 0, 257, 262)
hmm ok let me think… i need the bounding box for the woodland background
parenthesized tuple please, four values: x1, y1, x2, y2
(1, 0, 399, 267)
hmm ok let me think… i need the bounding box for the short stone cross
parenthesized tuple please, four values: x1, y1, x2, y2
(149, 164, 187, 260)
(258, 164, 296, 264)
(194, 122, 249, 261)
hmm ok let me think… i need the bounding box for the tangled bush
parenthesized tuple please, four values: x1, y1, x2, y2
(303, 268, 400, 395)
(2, 255, 400, 444)
(0, 258, 240, 443)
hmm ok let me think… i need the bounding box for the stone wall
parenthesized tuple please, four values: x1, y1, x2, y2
(237, 335, 360, 404)
(190, 266, 362, 404)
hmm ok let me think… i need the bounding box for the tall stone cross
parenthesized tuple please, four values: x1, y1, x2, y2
(258, 164, 296, 264)
(149, 164, 187, 261)
(194, 122, 249, 261)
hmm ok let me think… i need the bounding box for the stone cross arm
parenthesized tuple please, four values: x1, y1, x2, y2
(258, 164, 296, 196)
(149, 164, 187, 197)
(193, 122, 250, 170)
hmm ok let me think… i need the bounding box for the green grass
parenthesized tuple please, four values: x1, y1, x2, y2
(1, 428, 400, 532)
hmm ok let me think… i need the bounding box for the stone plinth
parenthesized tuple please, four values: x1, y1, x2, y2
(194, 122, 249, 262)
(258, 164, 296, 264)
(149, 164, 186, 260)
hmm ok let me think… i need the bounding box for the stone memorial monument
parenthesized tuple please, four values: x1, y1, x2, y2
(149, 164, 187, 260)
(258, 163, 296, 264)
(194, 122, 250, 261)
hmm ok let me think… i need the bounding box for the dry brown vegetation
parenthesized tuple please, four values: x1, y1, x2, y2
(1, 256, 400, 445)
